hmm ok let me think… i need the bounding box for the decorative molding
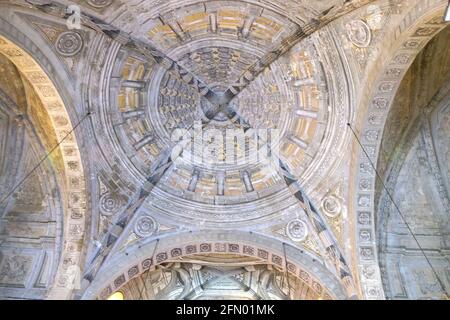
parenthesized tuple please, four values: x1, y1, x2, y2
(353, 1, 448, 300)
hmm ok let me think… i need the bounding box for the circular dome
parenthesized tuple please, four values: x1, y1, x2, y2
(91, 2, 350, 227)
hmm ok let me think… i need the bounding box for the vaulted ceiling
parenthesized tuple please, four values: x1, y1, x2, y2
(0, 0, 448, 300)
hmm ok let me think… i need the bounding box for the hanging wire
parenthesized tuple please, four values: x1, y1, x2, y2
(347, 122, 448, 297)
(137, 239, 160, 300)
(0, 112, 91, 207)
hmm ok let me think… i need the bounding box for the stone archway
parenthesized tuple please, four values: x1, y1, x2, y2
(0, 21, 88, 299)
(350, 0, 449, 300)
(82, 230, 348, 300)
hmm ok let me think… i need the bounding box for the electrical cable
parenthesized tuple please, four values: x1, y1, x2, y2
(347, 122, 448, 297)
(0, 112, 91, 207)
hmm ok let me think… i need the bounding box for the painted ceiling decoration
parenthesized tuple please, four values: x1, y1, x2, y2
(0, 0, 448, 300)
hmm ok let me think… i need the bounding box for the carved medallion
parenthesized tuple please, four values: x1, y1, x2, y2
(134, 215, 157, 238)
(286, 219, 308, 242)
(322, 195, 341, 218)
(55, 31, 83, 57)
(346, 20, 372, 48)
(99, 192, 126, 216)
(87, 0, 113, 8)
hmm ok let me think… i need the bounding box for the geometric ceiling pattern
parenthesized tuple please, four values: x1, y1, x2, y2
(0, 0, 448, 300)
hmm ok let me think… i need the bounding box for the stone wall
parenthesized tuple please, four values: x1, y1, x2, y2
(377, 26, 450, 299)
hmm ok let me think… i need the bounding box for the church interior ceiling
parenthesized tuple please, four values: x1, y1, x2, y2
(0, 0, 448, 301)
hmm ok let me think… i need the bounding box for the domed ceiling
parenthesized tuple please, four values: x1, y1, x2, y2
(78, 0, 360, 299)
(1, 0, 448, 301)
(90, 0, 351, 228)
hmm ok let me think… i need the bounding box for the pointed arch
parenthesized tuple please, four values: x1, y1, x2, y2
(82, 230, 348, 300)
(0, 19, 88, 299)
(350, 0, 449, 300)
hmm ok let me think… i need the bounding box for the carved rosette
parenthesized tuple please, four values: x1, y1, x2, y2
(55, 31, 83, 57)
(99, 192, 126, 216)
(346, 20, 372, 48)
(87, 0, 113, 8)
(134, 215, 157, 238)
(322, 195, 342, 218)
(286, 219, 308, 242)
